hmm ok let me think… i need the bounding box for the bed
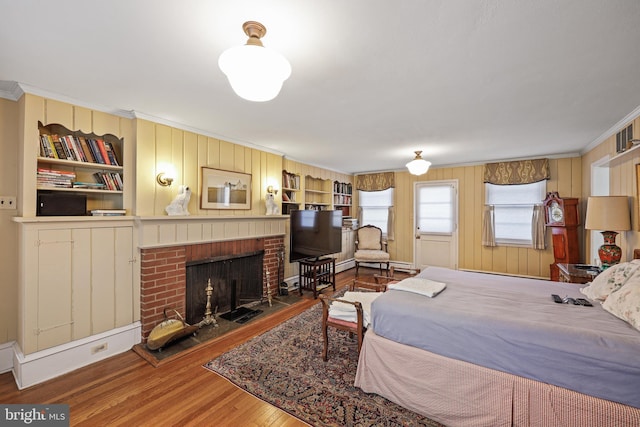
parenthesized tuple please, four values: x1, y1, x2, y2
(354, 266, 640, 427)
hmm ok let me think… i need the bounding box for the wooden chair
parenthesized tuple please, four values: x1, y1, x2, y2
(319, 279, 387, 361)
(354, 225, 390, 278)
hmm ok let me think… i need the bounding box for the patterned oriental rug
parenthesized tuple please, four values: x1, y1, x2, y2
(203, 301, 442, 427)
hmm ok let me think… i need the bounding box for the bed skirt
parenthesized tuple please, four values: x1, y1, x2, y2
(354, 329, 640, 427)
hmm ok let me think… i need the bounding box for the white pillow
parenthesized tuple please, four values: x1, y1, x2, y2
(602, 273, 640, 331)
(580, 262, 640, 301)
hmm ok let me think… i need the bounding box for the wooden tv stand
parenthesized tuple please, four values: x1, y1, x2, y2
(298, 257, 336, 299)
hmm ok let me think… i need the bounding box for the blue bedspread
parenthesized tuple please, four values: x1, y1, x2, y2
(371, 267, 640, 408)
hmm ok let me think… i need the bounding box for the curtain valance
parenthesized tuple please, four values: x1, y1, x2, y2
(355, 172, 395, 191)
(483, 159, 550, 185)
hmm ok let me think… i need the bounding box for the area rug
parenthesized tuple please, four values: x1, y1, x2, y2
(203, 301, 442, 426)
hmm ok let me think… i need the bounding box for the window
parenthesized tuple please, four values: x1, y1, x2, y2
(485, 181, 546, 245)
(417, 184, 455, 234)
(359, 188, 393, 234)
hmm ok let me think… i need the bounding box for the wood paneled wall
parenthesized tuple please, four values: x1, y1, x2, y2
(0, 98, 19, 343)
(135, 120, 283, 217)
(582, 115, 640, 262)
(393, 157, 582, 279)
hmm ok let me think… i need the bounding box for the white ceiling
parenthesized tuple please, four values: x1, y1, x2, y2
(1, 0, 640, 174)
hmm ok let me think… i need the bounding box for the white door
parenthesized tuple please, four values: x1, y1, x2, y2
(414, 180, 458, 271)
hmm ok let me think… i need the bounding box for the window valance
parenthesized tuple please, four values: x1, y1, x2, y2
(483, 158, 550, 185)
(355, 172, 395, 191)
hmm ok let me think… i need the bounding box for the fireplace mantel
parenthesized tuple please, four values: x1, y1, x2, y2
(136, 215, 288, 249)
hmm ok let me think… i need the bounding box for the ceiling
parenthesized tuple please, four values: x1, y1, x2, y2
(1, 0, 640, 174)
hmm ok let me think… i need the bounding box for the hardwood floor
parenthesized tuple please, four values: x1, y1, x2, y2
(0, 268, 402, 426)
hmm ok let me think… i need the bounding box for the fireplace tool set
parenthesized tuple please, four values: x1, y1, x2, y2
(147, 278, 219, 351)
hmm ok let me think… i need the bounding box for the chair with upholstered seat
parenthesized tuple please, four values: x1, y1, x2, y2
(319, 279, 387, 361)
(354, 225, 390, 278)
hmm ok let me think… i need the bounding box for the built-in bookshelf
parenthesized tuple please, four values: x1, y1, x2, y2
(282, 170, 301, 215)
(333, 180, 353, 217)
(304, 175, 331, 210)
(37, 121, 124, 215)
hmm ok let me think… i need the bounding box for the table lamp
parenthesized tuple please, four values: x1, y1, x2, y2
(584, 196, 631, 268)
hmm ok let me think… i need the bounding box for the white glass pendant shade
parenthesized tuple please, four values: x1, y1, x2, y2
(406, 151, 431, 175)
(218, 22, 291, 102)
(219, 45, 291, 102)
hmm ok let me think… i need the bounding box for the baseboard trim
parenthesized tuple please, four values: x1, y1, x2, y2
(336, 259, 355, 274)
(357, 261, 416, 275)
(12, 322, 141, 389)
(0, 341, 15, 374)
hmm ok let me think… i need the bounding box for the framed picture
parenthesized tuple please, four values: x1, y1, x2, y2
(200, 167, 252, 210)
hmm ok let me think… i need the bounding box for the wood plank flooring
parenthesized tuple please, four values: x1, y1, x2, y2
(0, 268, 403, 426)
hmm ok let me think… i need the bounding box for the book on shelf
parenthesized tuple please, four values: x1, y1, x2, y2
(91, 209, 126, 216)
(72, 182, 107, 189)
(77, 136, 96, 162)
(60, 135, 77, 161)
(103, 140, 120, 166)
(39, 134, 58, 159)
(95, 139, 111, 165)
(93, 172, 123, 191)
(37, 168, 76, 186)
(87, 138, 105, 163)
(39, 131, 122, 167)
(52, 138, 67, 160)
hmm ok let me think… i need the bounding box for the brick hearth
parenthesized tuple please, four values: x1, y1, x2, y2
(140, 236, 284, 341)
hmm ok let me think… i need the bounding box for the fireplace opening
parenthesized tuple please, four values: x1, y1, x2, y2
(185, 250, 264, 325)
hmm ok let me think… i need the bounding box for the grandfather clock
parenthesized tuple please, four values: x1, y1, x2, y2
(543, 192, 580, 281)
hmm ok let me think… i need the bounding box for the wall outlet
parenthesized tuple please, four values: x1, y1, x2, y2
(91, 343, 108, 354)
(0, 196, 16, 210)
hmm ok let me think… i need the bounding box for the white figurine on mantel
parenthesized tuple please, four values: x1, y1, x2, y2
(165, 185, 191, 216)
(265, 193, 279, 215)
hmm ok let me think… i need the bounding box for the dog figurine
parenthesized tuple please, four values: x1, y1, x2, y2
(165, 185, 191, 216)
(265, 193, 279, 215)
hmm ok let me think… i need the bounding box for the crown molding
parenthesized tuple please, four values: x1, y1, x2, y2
(0, 80, 23, 101)
(582, 104, 640, 154)
(0, 81, 287, 158)
(131, 111, 286, 158)
(0, 80, 135, 119)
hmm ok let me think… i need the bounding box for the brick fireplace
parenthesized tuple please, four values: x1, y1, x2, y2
(139, 236, 284, 341)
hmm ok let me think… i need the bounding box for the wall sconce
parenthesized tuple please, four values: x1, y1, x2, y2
(156, 164, 176, 187)
(266, 177, 279, 195)
(156, 172, 174, 186)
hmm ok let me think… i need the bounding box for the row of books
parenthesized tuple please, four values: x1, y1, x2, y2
(39, 133, 120, 166)
(36, 168, 123, 191)
(282, 172, 300, 190)
(333, 181, 353, 195)
(333, 194, 352, 205)
(91, 209, 126, 216)
(282, 191, 297, 202)
(94, 172, 123, 191)
(37, 168, 76, 188)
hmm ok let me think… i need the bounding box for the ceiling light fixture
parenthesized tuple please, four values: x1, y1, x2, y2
(218, 21, 291, 102)
(406, 151, 431, 175)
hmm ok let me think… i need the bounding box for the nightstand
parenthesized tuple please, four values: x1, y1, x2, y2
(557, 263, 600, 284)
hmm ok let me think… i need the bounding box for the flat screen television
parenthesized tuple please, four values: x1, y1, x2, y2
(290, 209, 343, 262)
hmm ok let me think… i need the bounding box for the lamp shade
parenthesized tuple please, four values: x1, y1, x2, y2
(406, 151, 431, 175)
(218, 22, 291, 102)
(584, 196, 631, 231)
